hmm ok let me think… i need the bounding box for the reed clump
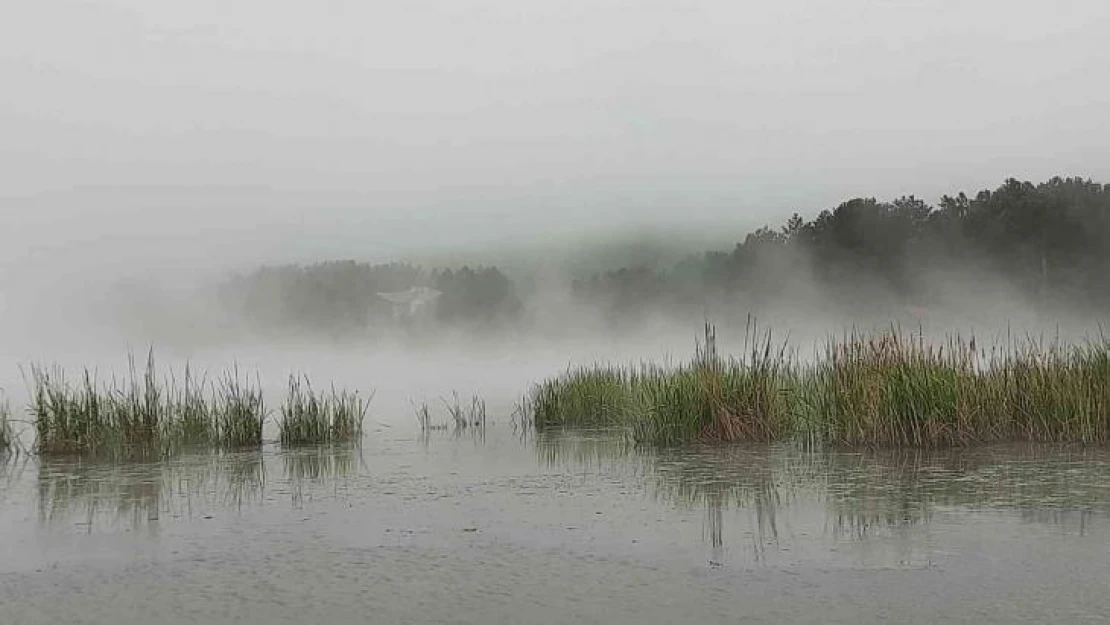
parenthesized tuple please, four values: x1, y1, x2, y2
(212, 368, 266, 449)
(526, 323, 1110, 448)
(802, 332, 983, 447)
(527, 321, 794, 445)
(414, 392, 488, 431)
(278, 375, 370, 446)
(22, 352, 370, 457)
(0, 397, 14, 455)
(805, 332, 1110, 447)
(441, 391, 487, 429)
(528, 366, 637, 428)
(630, 323, 794, 445)
(164, 366, 215, 447)
(29, 353, 169, 458)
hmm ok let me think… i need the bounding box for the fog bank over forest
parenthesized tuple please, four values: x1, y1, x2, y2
(5, 176, 1107, 366)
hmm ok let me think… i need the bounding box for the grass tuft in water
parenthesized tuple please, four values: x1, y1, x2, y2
(26, 355, 269, 457)
(278, 375, 370, 446)
(164, 365, 214, 448)
(212, 367, 266, 449)
(802, 331, 1110, 447)
(414, 399, 434, 431)
(528, 366, 634, 429)
(0, 397, 14, 455)
(630, 321, 794, 445)
(526, 322, 1110, 448)
(414, 392, 487, 432)
(526, 320, 793, 445)
(440, 391, 487, 429)
(27, 354, 166, 458)
(23, 354, 375, 457)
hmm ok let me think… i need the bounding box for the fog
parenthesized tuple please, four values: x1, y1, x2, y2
(2, 1, 1109, 421)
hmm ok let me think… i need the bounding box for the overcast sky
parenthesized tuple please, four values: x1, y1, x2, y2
(2, 0, 1109, 281)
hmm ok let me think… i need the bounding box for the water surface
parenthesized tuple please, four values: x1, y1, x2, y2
(2, 427, 1109, 624)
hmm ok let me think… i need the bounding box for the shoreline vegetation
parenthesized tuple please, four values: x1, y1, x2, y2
(522, 321, 1110, 448)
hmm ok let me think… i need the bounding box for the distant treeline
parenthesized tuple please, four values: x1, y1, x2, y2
(218, 261, 522, 334)
(219, 176, 1110, 333)
(575, 175, 1110, 320)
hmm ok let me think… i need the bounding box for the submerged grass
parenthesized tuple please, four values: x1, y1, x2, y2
(526, 322, 1110, 448)
(278, 375, 370, 446)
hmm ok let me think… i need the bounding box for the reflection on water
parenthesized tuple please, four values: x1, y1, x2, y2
(282, 443, 361, 482)
(533, 428, 635, 472)
(534, 431, 1110, 562)
(282, 443, 364, 508)
(35, 449, 270, 531)
(818, 445, 1110, 535)
(7, 428, 1110, 559)
(25, 443, 374, 532)
(4, 428, 1110, 624)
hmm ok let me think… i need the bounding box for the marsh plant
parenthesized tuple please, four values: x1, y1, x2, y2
(525, 322, 1110, 448)
(414, 399, 435, 431)
(800, 331, 1110, 447)
(527, 365, 633, 429)
(630, 321, 794, 445)
(442, 391, 487, 429)
(27, 355, 268, 457)
(0, 397, 15, 455)
(437, 392, 488, 445)
(28, 353, 169, 458)
(278, 375, 370, 446)
(164, 365, 214, 447)
(23, 352, 367, 458)
(212, 368, 266, 449)
(526, 321, 794, 446)
(414, 392, 488, 431)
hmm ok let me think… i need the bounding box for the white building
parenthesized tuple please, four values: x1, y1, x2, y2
(375, 286, 442, 323)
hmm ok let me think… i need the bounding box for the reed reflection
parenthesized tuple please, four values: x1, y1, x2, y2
(535, 431, 1110, 560)
(281, 442, 363, 507)
(35, 449, 267, 532)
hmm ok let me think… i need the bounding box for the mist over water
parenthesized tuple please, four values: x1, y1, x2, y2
(4, 2, 1110, 622)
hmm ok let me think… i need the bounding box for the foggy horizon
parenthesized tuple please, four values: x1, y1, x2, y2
(4, 1, 1110, 282)
(2, 0, 1110, 373)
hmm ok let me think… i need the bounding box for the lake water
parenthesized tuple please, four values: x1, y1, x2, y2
(2, 426, 1110, 624)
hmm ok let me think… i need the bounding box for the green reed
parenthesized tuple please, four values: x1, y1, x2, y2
(212, 367, 266, 449)
(278, 374, 370, 446)
(0, 396, 14, 455)
(804, 331, 1110, 447)
(28, 353, 167, 458)
(525, 323, 1110, 448)
(526, 321, 794, 445)
(21, 352, 365, 457)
